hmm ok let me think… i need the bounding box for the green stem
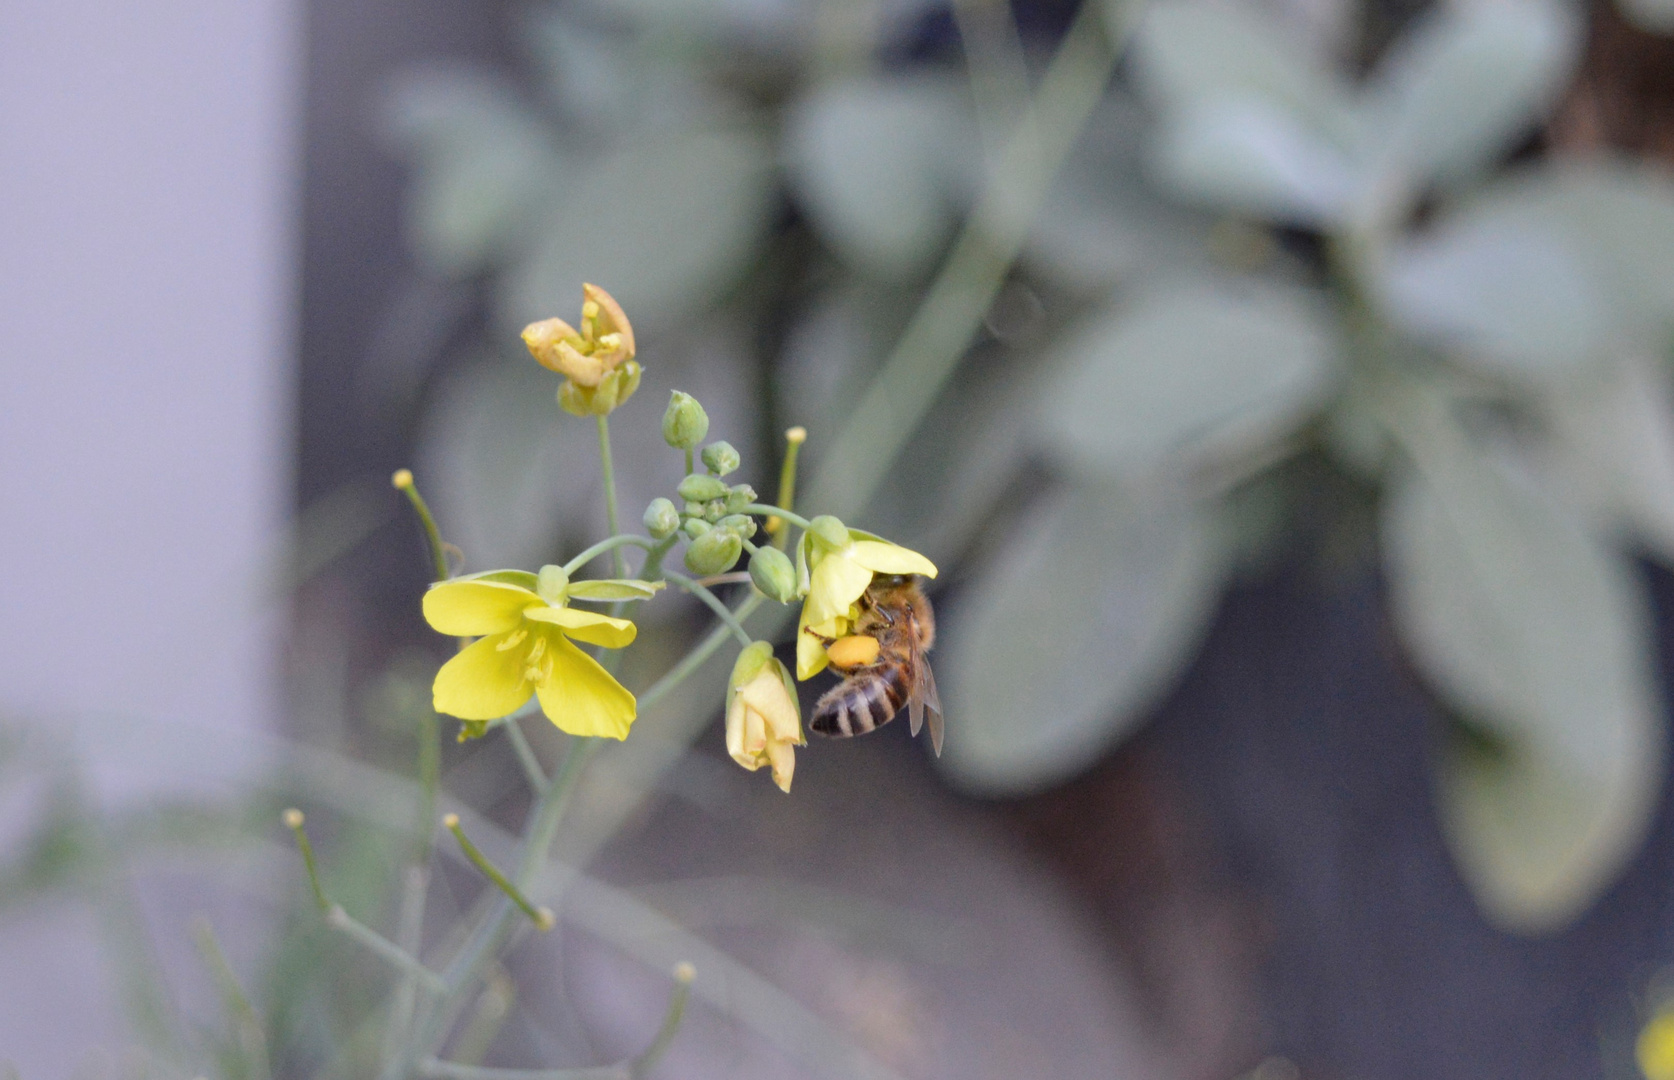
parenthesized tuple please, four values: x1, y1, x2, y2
(562, 533, 653, 578)
(192, 916, 271, 1080)
(664, 572, 756, 647)
(383, 866, 432, 1069)
(684, 447, 694, 477)
(806, 0, 1128, 520)
(740, 504, 814, 532)
(445, 814, 556, 930)
(395, 470, 451, 583)
(596, 415, 626, 578)
(282, 809, 330, 913)
(628, 963, 696, 1078)
(770, 427, 806, 550)
(502, 718, 548, 791)
(638, 592, 767, 712)
(417, 708, 440, 861)
(327, 904, 446, 993)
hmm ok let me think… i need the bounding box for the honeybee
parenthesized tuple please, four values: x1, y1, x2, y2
(808, 574, 943, 755)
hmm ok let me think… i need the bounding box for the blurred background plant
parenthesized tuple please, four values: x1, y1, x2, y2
(13, 0, 1674, 1074)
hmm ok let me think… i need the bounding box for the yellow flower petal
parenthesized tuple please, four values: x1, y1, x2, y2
(1640, 1011, 1674, 1080)
(534, 635, 637, 739)
(522, 317, 582, 373)
(523, 605, 637, 648)
(846, 540, 937, 578)
(433, 632, 534, 720)
(739, 671, 800, 743)
(584, 282, 635, 363)
(424, 580, 541, 637)
(804, 553, 874, 628)
(765, 738, 795, 792)
(556, 341, 609, 387)
(796, 628, 829, 681)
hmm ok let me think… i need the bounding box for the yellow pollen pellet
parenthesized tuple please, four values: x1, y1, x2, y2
(496, 628, 528, 651)
(826, 634, 880, 668)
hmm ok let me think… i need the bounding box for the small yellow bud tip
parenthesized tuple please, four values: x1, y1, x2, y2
(442, 813, 460, 829)
(785, 426, 807, 445)
(673, 962, 696, 984)
(535, 907, 556, 931)
(392, 469, 414, 489)
(282, 808, 304, 829)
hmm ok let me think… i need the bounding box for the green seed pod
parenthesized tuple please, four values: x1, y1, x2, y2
(682, 518, 712, 540)
(701, 440, 741, 477)
(748, 546, 797, 603)
(661, 391, 709, 450)
(677, 473, 730, 503)
(724, 483, 757, 514)
(643, 498, 680, 540)
(807, 514, 849, 551)
(685, 528, 743, 575)
(718, 514, 757, 538)
(536, 564, 570, 603)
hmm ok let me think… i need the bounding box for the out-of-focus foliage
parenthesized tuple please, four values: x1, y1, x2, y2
(388, 0, 1674, 933)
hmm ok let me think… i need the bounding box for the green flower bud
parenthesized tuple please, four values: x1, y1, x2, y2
(718, 514, 757, 538)
(807, 514, 850, 551)
(643, 498, 679, 540)
(748, 546, 798, 603)
(701, 440, 740, 477)
(661, 391, 709, 450)
(705, 499, 727, 523)
(685, 528, 743, 575)
(682, 518, 712, 540)
(536, 564, 570, 603)
(683, 500, 705, 518)
(729, 640, 775, 686)
(677, 473, 730, 503)
(557, 360, 641, 417)
(724, 483, 757, 514)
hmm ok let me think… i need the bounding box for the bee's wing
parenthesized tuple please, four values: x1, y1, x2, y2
(919, 660, 943, 757)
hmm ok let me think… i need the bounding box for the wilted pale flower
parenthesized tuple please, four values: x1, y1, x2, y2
(794, 517, 936, 680)
(424, 567, 640, 739)
(725, 642, 803, 792)
(522, 283, 641, 416)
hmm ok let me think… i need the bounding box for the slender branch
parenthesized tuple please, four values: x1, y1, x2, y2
(562, 533, 654, 578)
(393, 469, 451, 583)
(767, 426, 807, 548)
(596, 415, 627, 578)
(739, 504, 814, 532)
(629, 963, 696, 1077)
(383, 865, 432, 1068)
(663, 571, 755, 647)
(282, 809, 330, 913)
(192, 916, 271, 1080)
(328, 905, 446, 993)
(806, 0, 1129, 520)
(639, 592, 766, 712)
(445, 813, 556, 931)
(502, 717, 549, 791)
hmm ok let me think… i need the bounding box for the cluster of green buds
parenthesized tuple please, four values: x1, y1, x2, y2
(643, 394, 799, 603)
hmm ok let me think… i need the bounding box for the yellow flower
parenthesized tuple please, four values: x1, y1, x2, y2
(521, 283, 641, 416)
(794, 518, 936, 680)
(725, 642, 803, 792)
(424, 568, 638, 740)
(1641, 1007, 1674, 1080)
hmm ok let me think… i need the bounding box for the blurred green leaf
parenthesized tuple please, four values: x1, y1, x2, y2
(1383, 397, 1664, 931)
(784, 75, 974, 279)
(1039, 278, 1338, 478)
(1543, 352, 1674, 564)
(1363, 0, 1578, 197)
(385, 72, 564, 279)
(501, 120, 775, 335)
(938, 479, 1228, 793)
(1375, 162, 1674, 375)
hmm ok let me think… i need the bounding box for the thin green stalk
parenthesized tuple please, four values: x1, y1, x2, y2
(807, 0, 1129, 520)
(664, 572, 755, 647)
(445, 814, 556, 931)
(193, 916, 271, 1080)
(562, 533, 653, 578)
(740, 504, 814, 532)
(394, 469, 451, 583)
(417, 708, 440, 860)
(596, 415, 627, 578)
(684, 447, 694, 476)
(383, 865, 432, 1068)
(328, 904, 447, 993)
(628, 963, 696, 1077)
(283, 809, 330, 912)
(502, 718, 548, 790)
(639, 592, 767, 712)
(769, 427, 806, 549)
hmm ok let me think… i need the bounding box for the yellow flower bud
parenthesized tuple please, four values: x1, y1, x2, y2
(725, 643, 803, 792)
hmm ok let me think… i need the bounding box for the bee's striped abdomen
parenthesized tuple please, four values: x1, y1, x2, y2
(811, 665, 909, 738)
